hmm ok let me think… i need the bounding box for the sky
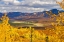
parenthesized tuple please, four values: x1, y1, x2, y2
(0, 0, 62, 13)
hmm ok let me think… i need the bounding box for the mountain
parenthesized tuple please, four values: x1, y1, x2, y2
(0, 9, 63, 23)
(50, 9, 59, 15)
(0, 13, 3, 17)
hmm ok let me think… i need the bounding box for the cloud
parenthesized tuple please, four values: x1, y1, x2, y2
(0, 0, 62, 12)
(56, 0, 62, 2)
(1, 0, 13, 2)
(0, 0, 20, 5)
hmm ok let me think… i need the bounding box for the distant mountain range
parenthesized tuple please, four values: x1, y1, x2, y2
(0, 9, 64, 23)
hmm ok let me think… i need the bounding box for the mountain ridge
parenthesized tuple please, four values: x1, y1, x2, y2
(0, 9, 63, 22)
